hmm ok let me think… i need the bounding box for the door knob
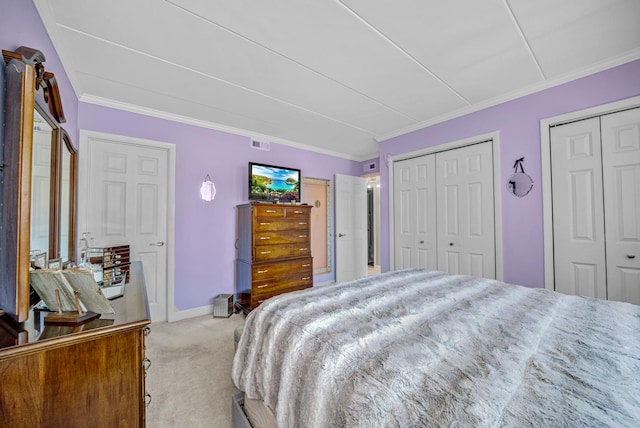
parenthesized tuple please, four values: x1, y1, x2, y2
(419, 240, 424, 244)
(449, 242, 454, 246)
(338, 233, 346, 237)
(149, 241, 165, 247)
(627, 254, 636, 259)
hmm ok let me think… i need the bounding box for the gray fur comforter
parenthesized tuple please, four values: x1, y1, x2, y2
(232, 269, 640, 427)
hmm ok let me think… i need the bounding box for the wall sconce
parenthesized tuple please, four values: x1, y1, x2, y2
(200, 174, 216, 201)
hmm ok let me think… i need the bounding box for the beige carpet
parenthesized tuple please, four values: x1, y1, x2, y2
(145, 313, 246, 427)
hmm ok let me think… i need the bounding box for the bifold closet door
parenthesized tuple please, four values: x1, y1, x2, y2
(550, 118, 607, 299)
(550, 107, 640, 304)
(601, 108, 640, 304)
(393, 155, 437, 270)
(436, 142, 495, 278)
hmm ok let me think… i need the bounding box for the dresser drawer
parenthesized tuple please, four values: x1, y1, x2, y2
(255, 244, 311, 261)
(252, 273, 313, 296)
(255, 205, 286, 217)
(285, 207, 309, 218)
(255, 218, 309, 231)
(252, 258, 313, 280)
(251, 283, 312, 307)
(255, 230, 310, 245)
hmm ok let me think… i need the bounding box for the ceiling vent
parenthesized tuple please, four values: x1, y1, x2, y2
(251, 140, 270, 151)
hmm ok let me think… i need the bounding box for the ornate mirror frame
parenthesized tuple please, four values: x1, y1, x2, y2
(0, 46, 73, 321)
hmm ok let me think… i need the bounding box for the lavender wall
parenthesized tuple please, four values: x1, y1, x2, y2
(3, 0, 362, 312)
(79, 103, 361, 310)
(379, 59, 640, 288)
(8, 0, 640, 303)
(1, 0, 79, 144)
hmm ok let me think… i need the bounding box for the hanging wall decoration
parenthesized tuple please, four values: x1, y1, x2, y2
(200, 174, 216, 201)
(507, 157, 533, 197)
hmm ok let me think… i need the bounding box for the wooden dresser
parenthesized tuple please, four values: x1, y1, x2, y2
(0, 262, 151, 428)
(235, 203, 313, 313)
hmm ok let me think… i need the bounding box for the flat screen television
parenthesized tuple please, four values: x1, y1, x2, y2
(249, 162, 301, 203)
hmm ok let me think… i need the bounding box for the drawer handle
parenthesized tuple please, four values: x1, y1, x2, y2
(301, 264, 311, 267)
(257, 270, 268, 274)
(257, 284, 269, 289)
(299, 248, 308, 251)
(266, 209, 276, 213)
(302, 277, 311, 280)
(259, 222, 269, 226)
(145, 393, 152, 407)
(142, 357, 152, 371)
(259, 236, 271, 240)
(298, 235, 307, 238)
(294, 210, 303, 213)
(260, 251, 272, 255)
(299, 222, 307, 225)
(258, 299, 266, 304)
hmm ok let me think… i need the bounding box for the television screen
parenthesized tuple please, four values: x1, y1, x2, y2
(249, 162, 301, 202)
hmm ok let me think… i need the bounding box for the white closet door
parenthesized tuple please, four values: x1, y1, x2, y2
(601, 107, 640, 304)
(436, 142, 495, 278)
(550, 118, 607, 299)
(393, 155, 437, 270)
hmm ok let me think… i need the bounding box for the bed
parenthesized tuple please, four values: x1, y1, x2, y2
(232, 269, 640, 427)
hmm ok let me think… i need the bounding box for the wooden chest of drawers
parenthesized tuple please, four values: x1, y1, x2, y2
(235, 203, 313, 312)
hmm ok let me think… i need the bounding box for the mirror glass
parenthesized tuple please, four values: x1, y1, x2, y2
(59, 131, 77, 263)
(30, 107, 53, 261)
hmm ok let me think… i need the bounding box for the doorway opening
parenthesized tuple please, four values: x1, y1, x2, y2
(301, 177, 332, 276)
(366, 175, 381, 276)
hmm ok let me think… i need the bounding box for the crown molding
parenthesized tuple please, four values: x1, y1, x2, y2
(79, 95, 370, 161)
(376, 51, 640, 142)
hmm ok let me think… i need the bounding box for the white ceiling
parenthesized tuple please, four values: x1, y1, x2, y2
(34, 0, 640, 160)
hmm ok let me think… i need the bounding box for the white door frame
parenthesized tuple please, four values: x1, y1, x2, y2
(78, 130, 176, 321)
(540, 95, 640, 292)
(388, 131, 503, 280)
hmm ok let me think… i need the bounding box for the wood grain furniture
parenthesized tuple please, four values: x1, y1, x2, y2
(1, 46, 78, 322)
(235, 203, 313, 313)
(0, 262, 151, 428)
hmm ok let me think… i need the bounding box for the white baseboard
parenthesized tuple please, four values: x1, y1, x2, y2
(168, 304, 214, 322)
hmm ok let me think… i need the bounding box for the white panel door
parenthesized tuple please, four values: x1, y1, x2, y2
(335, 173, 367, 283)
(80, 133, 171, 321)
(601, 107, 640, 304)
(436, 142, 495, 278)
(550, 118, 607, 299)
(393, 155, 437, 270)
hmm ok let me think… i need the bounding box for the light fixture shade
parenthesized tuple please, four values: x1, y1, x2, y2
(200, 175, 216, 201)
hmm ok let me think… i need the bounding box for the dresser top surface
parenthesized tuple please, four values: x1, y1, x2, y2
(0, 262, 150, 353)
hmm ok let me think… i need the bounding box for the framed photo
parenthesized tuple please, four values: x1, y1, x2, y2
(48, 258, 62, 269)
(32, 251, 47, 269)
